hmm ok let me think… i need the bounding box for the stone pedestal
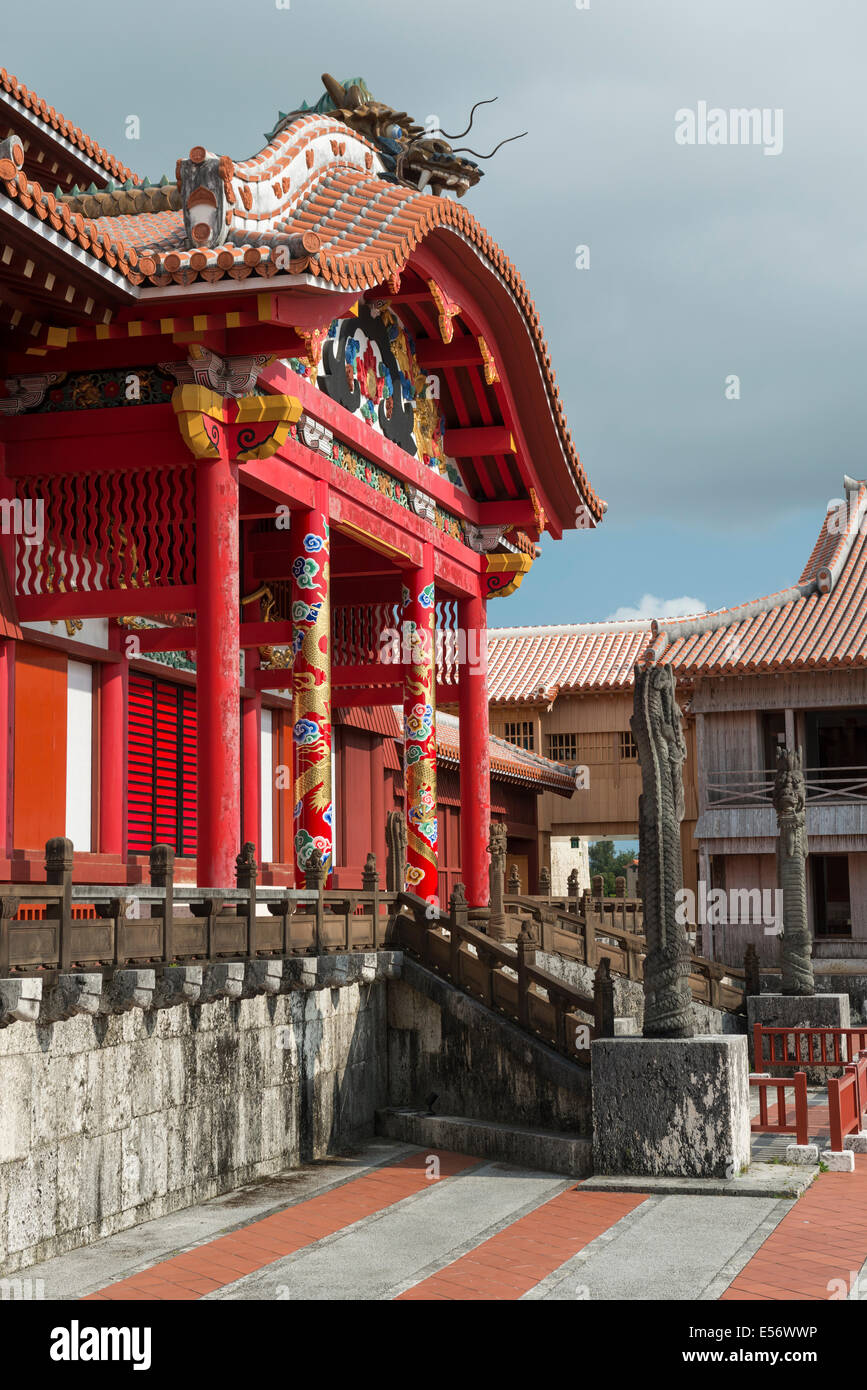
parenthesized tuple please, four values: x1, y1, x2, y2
(748, 993, 851, 1081)
(591, 1036, 750, 1179)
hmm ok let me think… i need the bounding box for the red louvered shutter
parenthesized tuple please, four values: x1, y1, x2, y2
(127, 674, 155, 852)
(126, 673, 198, 857)
(180, 686, 197, 857)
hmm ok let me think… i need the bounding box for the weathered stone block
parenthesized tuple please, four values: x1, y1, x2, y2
(242, 960, 283, 997)
(785, 1142, 819, 1165)
(822, 1149, 856, 1172)
(591, 1035, 751, 1179)
(843, 1131, 867, 1153)
(100, 970, 156, 1015)
(0, 977, 42, 1027)
(200, 961, 245, 1002)
(40, 973, 102, 1024)
(153, 966, 202, 1010)
(748, 993, 852, 1082)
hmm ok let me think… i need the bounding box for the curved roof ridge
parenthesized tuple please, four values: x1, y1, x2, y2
(0, 66, 137, 183)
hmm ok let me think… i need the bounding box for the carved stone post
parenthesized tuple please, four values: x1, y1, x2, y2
(46, 837, 74, 974)
(362, 851, 380, 944)
(305, 848, 326, 954)
(631, 663, 694, 1039)
(614, 875, 626, 899)
(594, 956, 615, 1039)
(507, 864, 521, 896)
(150, 844, 176, 963)
(567, 868, 580, 915)
(591, 873, 604, 899)
(538, 865, 551, 898)
(744, 942, 761, 998)
(488, 822, 507, 942)
(236, 841, 257, 957)
(516, 920, 536, 1029)
(386, 810, 407, 893)
(772, 747, 814, 996)
(449, 882, 468, 930)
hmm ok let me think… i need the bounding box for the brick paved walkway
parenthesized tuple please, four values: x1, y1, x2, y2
(17, 1140, 867, 1301)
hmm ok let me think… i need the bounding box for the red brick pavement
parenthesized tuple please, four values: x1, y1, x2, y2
(397, 1187, 647, 1301)
(84, 1150, 479, 1302)
(721, 1154, 867, 1300)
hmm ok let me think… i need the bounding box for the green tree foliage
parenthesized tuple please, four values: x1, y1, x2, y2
(588, 839, 636, 896)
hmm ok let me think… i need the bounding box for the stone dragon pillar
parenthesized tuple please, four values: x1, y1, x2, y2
(772, 746, 814, 996)
(631, 662, 694, 1038)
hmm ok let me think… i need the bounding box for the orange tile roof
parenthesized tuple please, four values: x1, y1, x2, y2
(0, 107, 603, 522)
(335, 705, 575, 794)
(487, 621, 652, 702)
(0, 67, 137, 183)
(489, 480, 867, 697)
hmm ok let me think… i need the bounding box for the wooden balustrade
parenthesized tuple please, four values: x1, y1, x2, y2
(0, 840, 397, 979)
(390, 889, 614, 1064)
(503, 893, 745, 1012)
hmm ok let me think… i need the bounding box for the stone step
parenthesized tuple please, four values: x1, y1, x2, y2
(376, 1108, 592, 1178)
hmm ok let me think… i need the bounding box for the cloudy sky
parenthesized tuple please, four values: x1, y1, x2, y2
(6, 0, 863, 624)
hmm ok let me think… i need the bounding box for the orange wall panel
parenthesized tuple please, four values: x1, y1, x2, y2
(14, 641, 67, 851)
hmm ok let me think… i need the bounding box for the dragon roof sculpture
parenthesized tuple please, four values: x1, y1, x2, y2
(264, 74, 524, 200)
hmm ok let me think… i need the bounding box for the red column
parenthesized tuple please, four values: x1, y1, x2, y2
(291, 481, 332, 884)
(241, 649, 262, 857)
(402, 547, 438, 901)
(99, 624, 128, 857)
(458, 590, 490, 907)
(196, 451, 240, 887)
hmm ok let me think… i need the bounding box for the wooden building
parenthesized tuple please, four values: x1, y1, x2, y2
(489, 477, 867, 964)
(0, 70, 600, 900)
(486, 621, 700, 897)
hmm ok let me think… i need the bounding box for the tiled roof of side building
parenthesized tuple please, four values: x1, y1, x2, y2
(335, 705, 576, 795)
(487, 479, 867, 696)
(0, 67, 138, 183)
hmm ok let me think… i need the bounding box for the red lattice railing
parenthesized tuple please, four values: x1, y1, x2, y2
(15, 467, 196, 594)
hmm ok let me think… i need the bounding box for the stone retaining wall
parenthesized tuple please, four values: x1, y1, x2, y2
(0, 954, 397, 1274)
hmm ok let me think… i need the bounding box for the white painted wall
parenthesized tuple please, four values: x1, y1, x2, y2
(65, 660, 93, 852)
(260, 708, 273, 864)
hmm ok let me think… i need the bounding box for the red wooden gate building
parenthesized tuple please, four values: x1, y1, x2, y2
(0, 69, 603, 902)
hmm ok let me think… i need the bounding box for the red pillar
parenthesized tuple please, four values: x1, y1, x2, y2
(458, 590, 490, 907)
(99, 624, 128, 857)
(402, 546, 438, 901)
(196, 451, 240, 887)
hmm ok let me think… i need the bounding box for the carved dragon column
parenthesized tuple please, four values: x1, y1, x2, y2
(401, 546, 438, 902)
(631, 662, 694, 1038)
(291, 481, 333, 886)
(772, 746, 814, 996)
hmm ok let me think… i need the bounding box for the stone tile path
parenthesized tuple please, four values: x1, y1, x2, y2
(17, 1138, 867, 1301)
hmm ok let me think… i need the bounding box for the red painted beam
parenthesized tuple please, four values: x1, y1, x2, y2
(249, 667, 293, 691)
(477, 499, 538, 528)
(414, 338, 484, 369)
(17, 586, 197, 621)
(133, 620, 294, 654)
(333, 663, 403, 688)
(331, 684, 456, 708)
(442, 426, 515, 458)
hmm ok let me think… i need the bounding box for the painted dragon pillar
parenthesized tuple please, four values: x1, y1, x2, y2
(402, 552, 438, 901)
(291, 485, 333, 884)
(631, 662, 694, 1038)
(772, 746, 814, 996)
